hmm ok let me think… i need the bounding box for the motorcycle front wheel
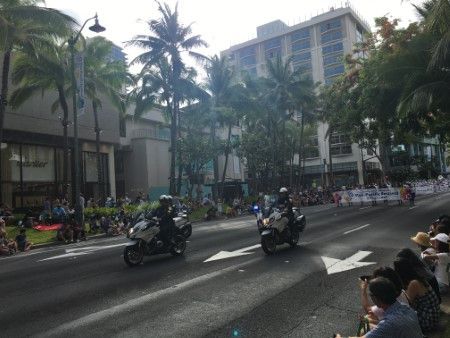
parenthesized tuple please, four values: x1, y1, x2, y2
(124, 244, 144, 267)
(183, 224, 192, 238)
(170, 235, 186, 256)
(261, 236, 277, 255)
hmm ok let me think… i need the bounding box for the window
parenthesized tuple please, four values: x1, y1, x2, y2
(241, 67, 257, 77)
(324, 64, 345, 77)
(323, 53, 342, 66)
(240, 55, 256, 66)
(331, 145, 352, 155)
(305, 136, 320, 158)
(266, 48, 282, 59)
(239, 46, 256, 58)
(291, 52, 311, 63)
(293, 62, 312, 73)
(330, 133, 352, 155)
(119, 116, 126, 137)
(320, 18, 341, 33)
(321, 30, 343, 44)
(290, 29, 310, 42)
(264, 38, 281, 50)
(356, 25, 364, 43)
(21, 145, 55, 182)
(292, 39, 310, 52)
(331, 134, 351, 145)
(322, 42, 343, 55)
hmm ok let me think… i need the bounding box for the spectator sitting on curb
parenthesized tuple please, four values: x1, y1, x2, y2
(0, 227, 17, 255)
(423, 233, 450, 295)
(394, 257, 440, 332)
(410, 232, 436, 271)
(15, 228, 32, 252)
(57, 221, 73, 243)
(360, 267, 410, 325)
(335, 277, 423, 338)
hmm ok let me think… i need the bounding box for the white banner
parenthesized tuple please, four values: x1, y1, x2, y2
(336, 182, 449, 204)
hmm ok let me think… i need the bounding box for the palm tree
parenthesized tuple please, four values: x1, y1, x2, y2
(0, 0, 76, 200)
(204, 55, 235, 196)
(83, 36, 128, 200)
(9, 40, 72, 195)
(265, 55, 316, 187)
(127, 1, 207, 194)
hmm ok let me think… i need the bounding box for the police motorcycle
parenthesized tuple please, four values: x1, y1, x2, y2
(255, 196, 306, 255)
(123, 197, 188, 267)
(128, 199, 192, 239)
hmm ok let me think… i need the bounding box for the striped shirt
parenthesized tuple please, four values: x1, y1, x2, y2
(365, 301, 422, 338)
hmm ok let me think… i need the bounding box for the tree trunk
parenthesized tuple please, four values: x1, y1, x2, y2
(297, 110, 306, 189)
(176, 110, 182, 195)
(169, 102, 178, 195)
(57, 85, 70, 198)
(211, 106, 219, 201)
(221, 123, 233, 184)
(328, 127, 334, 187)
(0, 50, 12, 203)
(92, 100, 104, 201)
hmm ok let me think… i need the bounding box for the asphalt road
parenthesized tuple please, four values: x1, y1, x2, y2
(1, 193, 449, 338)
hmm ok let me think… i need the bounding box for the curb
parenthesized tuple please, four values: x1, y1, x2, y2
(32, 233, 107, 250)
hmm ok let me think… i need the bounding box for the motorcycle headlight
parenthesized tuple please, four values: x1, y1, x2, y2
(129, 228, 134, 234)
(263, 218, 270, 226)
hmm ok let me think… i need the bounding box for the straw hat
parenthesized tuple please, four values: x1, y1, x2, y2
(411, 232, 431, 247)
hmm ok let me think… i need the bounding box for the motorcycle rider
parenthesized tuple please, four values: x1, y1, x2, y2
(277, 187, 295, 235)
(152, 195, 176, 246)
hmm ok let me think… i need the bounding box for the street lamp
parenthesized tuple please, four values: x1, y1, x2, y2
(69, 13, 105, 225)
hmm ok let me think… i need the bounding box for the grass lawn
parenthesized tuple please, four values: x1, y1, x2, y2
(189, 206, 208, 222)
(6, 226, 56, 245)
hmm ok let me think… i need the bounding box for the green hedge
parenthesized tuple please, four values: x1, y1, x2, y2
(84, 201, 160, 219)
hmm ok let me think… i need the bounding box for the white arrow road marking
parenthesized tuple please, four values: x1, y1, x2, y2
(321, 250, 376, 275)
(204, 244, 261, 262)
(38, 243, 125, 262)
(344, 224, 370, 235)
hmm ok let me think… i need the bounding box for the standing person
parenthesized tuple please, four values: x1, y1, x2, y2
(394, 258, 440, 332)
(423, 233, 450, 295)
(52, 202, 67, 225)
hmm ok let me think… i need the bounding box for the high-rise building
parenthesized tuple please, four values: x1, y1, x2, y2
(221, 4, 381, 188)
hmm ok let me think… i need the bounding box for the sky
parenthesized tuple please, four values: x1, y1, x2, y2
(45, 0, 424, 69)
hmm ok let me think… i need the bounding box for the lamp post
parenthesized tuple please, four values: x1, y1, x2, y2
(69, 14, 105, 225)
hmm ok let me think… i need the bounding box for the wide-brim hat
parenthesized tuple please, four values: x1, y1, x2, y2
(411, 232, 431, 247)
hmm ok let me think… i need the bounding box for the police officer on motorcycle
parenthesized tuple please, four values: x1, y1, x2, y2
(277, 187, 295, 234)
(152, 195, 176, 246)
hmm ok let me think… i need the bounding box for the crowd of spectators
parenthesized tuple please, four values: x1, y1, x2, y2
(336, 214, 449, 337)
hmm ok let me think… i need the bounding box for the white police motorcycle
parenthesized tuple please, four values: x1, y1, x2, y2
(124, 215, 187, 267)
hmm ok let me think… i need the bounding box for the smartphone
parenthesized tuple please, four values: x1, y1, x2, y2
(359, 275, 371, 281)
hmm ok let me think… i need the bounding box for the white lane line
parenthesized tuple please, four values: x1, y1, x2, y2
(359, 206, 372, 210)
(344, 224, 370, 235)
(409, 206, 418, 210)
(37, 257, 262, 337)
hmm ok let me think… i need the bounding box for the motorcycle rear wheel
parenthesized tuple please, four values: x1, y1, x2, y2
(261, 236, 276, 255)
(170, 235, 186, 256)
(124, 244, 144, 267)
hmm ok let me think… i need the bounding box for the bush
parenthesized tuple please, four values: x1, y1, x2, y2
(84, 202, 159, 219)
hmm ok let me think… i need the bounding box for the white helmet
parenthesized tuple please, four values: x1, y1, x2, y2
(279, 187, 288, 193)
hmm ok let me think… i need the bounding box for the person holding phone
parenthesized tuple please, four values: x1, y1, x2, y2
(359, 267, 410, 325)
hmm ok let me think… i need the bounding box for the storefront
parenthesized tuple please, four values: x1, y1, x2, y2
(1, 141, 110, 210)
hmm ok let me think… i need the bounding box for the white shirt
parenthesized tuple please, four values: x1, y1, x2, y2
(434, 253, 450, 286)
